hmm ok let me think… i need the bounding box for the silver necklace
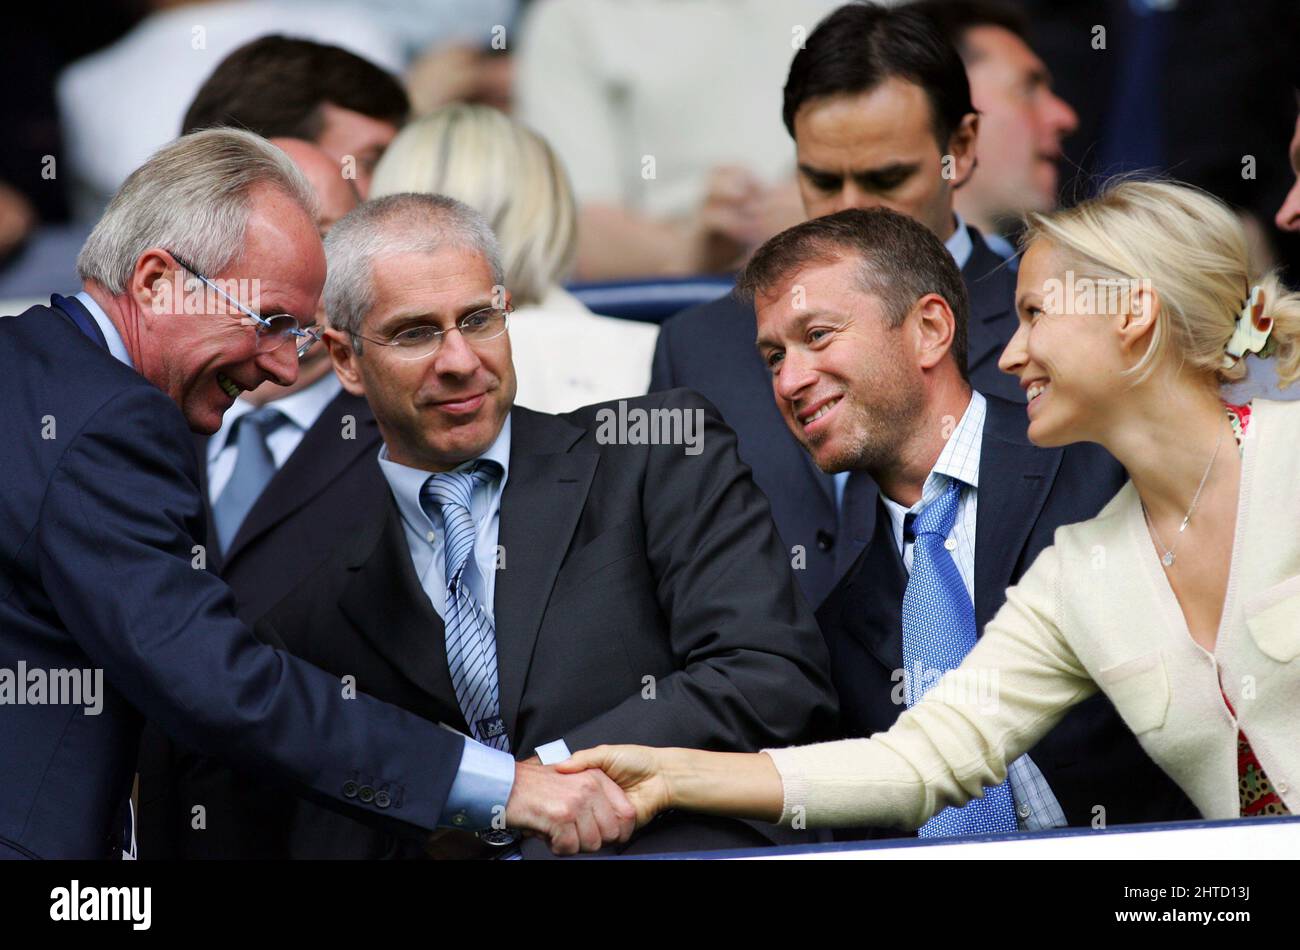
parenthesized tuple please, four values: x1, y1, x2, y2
(1142, 425, 1227, 569)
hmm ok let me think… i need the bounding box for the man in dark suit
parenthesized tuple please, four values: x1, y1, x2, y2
(652, 3, 1022, 607)
(0, 128, 638, 860)
(742, 206, 1199, 837)
(161, 191, 838, 859)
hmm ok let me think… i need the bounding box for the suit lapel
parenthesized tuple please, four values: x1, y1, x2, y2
(837, 496, 907, 672)
(224, 392, 379, 565)
(494, 407, 597, 737)
(337, 495, 461, 714)
(962, 228, 1020, 383)
(191, 432, 221, 570)
(973, 396, 1064, 631)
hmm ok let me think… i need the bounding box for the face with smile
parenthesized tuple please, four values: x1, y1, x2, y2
(327, 246, 515, 472)
(793, 78, 976, 241)
(754, 254, 927, 476)
(125, 184, 325, 434)
(999, 239, 1145, 447)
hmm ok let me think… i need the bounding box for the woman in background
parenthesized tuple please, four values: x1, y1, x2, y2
(369, 104, 659, 413)
(561, 180, 1300, 833)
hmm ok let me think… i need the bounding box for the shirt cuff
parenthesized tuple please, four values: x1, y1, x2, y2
(439, 738, 517, 831)
(534, 738, 571, 765)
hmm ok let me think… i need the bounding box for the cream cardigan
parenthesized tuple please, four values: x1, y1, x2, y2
(767, 399, 1300, 828)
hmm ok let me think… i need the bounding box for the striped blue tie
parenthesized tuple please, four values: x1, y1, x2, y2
(900, 478, 1017, 838)
(421, 463, 510, 754)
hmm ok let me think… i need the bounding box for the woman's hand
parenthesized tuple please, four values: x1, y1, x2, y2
(557, 745, 674, 829)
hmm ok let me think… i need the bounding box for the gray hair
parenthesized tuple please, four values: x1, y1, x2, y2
(77, 127, 317, 294)
(323, 192, 504, 349)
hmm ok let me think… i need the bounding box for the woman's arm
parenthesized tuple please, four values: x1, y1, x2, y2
(565, 543, 1100, 831)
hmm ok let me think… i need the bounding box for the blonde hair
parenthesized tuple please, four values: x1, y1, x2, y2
(369, 105, 577, 307)
(1023, 178, 1300, 390)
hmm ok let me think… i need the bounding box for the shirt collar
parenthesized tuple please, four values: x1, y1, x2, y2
(377, 414, 512, 535)
(945, 212, 974, 272)
(207, 372, 342, 460)
(75, 291, 134, 368)
(879, 390, 987, 536)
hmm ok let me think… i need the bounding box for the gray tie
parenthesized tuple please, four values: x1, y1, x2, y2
(212, 406, 288, 552)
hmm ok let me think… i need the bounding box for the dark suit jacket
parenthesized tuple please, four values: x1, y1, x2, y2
(135, 389, 385, 856)
(155, 390, 839, 858)
(651, 227, 1022, 608)
(815, 393, 1201, 837)
(0, 302, 465, 859)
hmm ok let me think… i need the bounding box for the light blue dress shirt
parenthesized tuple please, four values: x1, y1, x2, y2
(376, 419, 520, 830)
(75, 291, 134, 368)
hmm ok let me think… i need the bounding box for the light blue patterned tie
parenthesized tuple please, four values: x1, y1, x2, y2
(901, 478, 1017, 838)
(421, 463, 510, 754)
(212, 406, 288, 552)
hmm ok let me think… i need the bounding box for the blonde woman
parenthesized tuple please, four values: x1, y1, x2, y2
(369, 104, 659, 413)
(560, 180, 1300, 834)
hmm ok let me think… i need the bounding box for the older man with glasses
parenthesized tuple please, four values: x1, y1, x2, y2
(0, 128, 641, 860)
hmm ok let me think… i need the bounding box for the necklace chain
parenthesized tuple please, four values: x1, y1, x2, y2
(1142, 424, 1227, 569)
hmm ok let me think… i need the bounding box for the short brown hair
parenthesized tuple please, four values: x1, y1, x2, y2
(181, 35, 409, 139)
(738, 207, 970, 379)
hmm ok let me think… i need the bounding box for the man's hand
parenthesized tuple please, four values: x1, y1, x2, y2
(556, 745, 672, 829)
(504, 759, 637, 855)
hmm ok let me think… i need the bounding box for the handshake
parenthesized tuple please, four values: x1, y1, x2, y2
(500, 746, 675, 855)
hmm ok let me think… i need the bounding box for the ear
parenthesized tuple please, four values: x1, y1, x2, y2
(128, 248, 177, 318)
(324, 328, 366, 396)
(1118, 283, 1161, 359)
(912, 293, 957, 372)
(945, 113, 980, 190)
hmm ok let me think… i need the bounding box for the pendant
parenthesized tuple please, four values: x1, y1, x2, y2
(1162, 552, 1176, 567)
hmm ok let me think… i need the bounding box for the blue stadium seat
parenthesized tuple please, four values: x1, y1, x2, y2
(566, 275, 736, 324)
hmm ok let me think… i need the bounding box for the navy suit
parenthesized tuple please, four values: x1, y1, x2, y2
(0, 300, 464, 859)
(816, 394, 1201, 837)
(651, 227, 1022, 607)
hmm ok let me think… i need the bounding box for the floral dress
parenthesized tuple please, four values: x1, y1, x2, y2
(1221, 402, 1289, 817)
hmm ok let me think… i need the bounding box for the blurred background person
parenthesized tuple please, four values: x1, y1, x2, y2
(515, 0, 843, 280)
(370, 104, 659, 412)
(913, 0, 1078, 261)
(181, 34, 410, 199)
(1277, 94, 1300, 236)
(56, 0, 404, 217)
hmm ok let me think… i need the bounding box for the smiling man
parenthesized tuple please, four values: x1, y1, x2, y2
(652, 1, 1025, 608)
(204, 192, 837, 859)
(742, 206, 1198, 841)
(0, 129, 641, 860)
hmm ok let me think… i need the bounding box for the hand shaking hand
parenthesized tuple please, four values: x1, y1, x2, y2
(555, 745, 672, 830)
(504, 757, 637, 855)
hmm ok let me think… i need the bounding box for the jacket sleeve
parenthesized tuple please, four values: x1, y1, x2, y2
(563, 390, 838, 753)
(765, 543, 1097, 830)
(37, 384, 466, 837)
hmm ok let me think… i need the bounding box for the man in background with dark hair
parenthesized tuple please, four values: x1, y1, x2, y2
(183, 34, 410, 197)
(651, 1, 1020, 609)
(743, 206, 1198, 840)
(911, 0, 1078, 261)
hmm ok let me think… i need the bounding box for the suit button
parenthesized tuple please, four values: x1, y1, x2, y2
(358, 785, 375, 803)
(375, 790, 392, 809)
(816, 529, 834, 551)
(342, 781, 359, 799)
